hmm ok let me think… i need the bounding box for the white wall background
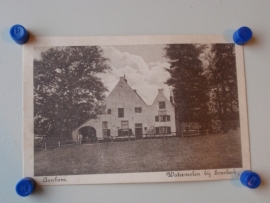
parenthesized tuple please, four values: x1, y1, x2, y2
(0, 0, 269, 202)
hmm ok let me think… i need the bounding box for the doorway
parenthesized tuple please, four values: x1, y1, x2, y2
(135, 123, 143, 139)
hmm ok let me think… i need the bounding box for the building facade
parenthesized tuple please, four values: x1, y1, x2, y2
(72, 77, 176, 142)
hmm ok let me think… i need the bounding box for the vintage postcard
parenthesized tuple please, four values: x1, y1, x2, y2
(23, 35, 250, 185)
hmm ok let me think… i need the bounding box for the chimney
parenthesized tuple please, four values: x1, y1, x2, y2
(158, 89, 163, 94)
(170, 91, 174, 104)
(133, 89, 137, 93)
(120, 77, 125, 82)
(120, 76, 127, 83)
(124, 75, 127, 83)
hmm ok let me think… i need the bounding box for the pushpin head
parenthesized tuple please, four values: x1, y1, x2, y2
(233, 26, 253, 45)
(240, 170, 261, 189)
(9, 24, 30, 44)
(16, 177, 36, 197)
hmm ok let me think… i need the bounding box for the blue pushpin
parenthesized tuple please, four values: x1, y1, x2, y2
(240, 170, 261, 189)
(9, 24, 30, 44)
(16, 177, 36, 197)
(233, 26, 253, 45)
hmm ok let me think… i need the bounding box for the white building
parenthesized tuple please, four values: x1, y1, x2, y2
(72, 77, 176, 142)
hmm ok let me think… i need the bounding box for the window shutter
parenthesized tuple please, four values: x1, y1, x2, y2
(167, 127, 171, 134)
(118, 129, 121, 136)
(156, 127, 159, 135)
(155, 116, 159, 122)
(107, 129, 111, 137)
(167, 115, 170, 121)
(129, 129, 132, 136)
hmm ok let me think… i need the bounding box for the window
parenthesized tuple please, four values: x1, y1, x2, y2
(156, 126, 171, 135)
(159, 127, 167, 134)
(121, 121, 129, 129)
(103, 129, 110, 137)
(107, 109, 111, 114)
(102, 121, 108, 129)
(159, 115, 167, 122)
(102, 122, 109, 137)
(135, 123, 142, 128)
(121, 121, 129, 136)
(135, 107, 142, 113)
(158, 109, 167, 115)
(119, 123, 131, 136)
(121, 130, 128, 136)
(144, 127, 147, 130)
(158, 127, 171, 134)
(156, 115, 169, 122)
(118, 108, 124, 118)
(121, 129, 131, 136)
(159, 101, 166, 109)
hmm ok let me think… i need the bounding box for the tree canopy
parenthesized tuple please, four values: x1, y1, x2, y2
(34, 46, 110, 138)
(164, 43, 239, 132)
(164, 44, 210, 128)
(206, 44, 238, 132)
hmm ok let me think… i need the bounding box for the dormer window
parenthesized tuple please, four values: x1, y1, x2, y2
(159, 101, 166, 109)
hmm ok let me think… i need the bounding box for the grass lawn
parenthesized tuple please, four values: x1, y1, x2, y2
(34, 129, 242, 176)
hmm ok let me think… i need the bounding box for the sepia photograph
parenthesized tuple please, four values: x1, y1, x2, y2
(23, 35, 250, 185)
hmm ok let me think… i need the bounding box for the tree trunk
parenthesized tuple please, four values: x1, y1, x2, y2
(221, 83, 228, 133)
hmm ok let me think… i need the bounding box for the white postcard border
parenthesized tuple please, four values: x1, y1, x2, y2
(23, 35, 250, 185)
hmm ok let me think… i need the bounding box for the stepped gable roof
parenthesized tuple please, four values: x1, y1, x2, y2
(151, 88, 170, 106)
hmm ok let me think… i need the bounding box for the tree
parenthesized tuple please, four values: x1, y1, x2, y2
(205, 44, 239, 132)
(146, 115, 155, 135)
(164, 44, 210, 130)
(34, 46, 110, 138)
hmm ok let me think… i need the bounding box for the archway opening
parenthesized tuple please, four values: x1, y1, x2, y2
(78, 126, 97, 143)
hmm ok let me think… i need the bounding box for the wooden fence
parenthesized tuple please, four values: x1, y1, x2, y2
(34, 140, 76, 150)
(35, 129, 210, 150)
(181, 129, 209, 136)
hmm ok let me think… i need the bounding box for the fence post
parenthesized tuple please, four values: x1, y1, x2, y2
(58, 141, 60, 148)
(44, 142, 47, 150)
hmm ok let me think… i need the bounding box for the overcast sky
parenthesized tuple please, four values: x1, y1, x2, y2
(34, 45, 172, 105)
(98, 45, 171, 105)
